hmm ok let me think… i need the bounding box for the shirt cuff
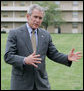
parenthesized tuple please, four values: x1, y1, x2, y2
(23, 57, 26, 65)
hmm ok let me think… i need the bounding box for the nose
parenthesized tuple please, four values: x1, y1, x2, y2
(36, 18, 40, 22)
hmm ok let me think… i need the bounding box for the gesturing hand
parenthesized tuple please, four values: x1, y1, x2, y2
(68, 48, 82, 62)
(24, 51, 42, 68)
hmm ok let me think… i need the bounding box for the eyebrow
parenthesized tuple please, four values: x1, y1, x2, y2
(34, 16, 43, 19)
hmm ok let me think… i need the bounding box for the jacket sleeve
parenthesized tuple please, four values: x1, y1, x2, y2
(47, 34, 72, 67)
(4, 30, 25, 71)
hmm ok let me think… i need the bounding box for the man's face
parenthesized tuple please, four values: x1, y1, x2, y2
(27, 9, 44, 30)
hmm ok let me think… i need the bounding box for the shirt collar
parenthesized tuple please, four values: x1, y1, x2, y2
(26, 23, 37, 34)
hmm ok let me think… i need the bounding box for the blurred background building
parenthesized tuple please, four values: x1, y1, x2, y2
(1, 1, 83, 33)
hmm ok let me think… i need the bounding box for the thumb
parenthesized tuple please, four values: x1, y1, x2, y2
(70, 48, 75, 54)
(32, 51, 36, 56)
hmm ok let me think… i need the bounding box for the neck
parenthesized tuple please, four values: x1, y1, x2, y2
(32, 28, 36, 31)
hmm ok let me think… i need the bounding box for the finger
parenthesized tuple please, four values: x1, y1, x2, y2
(33, 58, 42, 61)
(32, 51, 36, 56)
(77, 55, 82, 57)
(77, 57, 82, 59)
(31, 63, 38, 68)
(75, 52, 82, 55)
(33, 61, 41, 63)
(33, 54, 40, 58)
(72, 59, 79, 62)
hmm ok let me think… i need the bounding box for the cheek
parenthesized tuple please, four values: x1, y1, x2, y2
(40, 20, 43, 24)
(28, 19, 34, 25)
(30, 18, 35, 24)
(28, 16, 33, 23)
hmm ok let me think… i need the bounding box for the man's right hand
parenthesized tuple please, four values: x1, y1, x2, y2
(24, 51, 42, 68)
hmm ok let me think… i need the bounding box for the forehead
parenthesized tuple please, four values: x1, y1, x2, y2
(32, 9, 44, 16)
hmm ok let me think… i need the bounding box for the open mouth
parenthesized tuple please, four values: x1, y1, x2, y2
(34, 24, 39, 27)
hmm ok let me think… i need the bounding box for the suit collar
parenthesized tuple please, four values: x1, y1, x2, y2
(22, 24, 33, 54)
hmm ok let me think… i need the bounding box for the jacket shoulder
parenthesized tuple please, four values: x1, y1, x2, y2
(38, 28, 50, 36)
(8, 24, 27, 35)
(10, 24, 26, 32)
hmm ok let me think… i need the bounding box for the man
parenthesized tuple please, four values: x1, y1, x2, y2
(4, 4, 82, 90)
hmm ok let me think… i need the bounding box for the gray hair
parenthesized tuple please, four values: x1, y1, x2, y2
(27, 4, 45, 16)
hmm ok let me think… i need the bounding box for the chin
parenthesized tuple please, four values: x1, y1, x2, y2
(33, 27, 38, 29)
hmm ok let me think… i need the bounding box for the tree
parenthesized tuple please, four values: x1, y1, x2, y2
(35, 1, 64, 30)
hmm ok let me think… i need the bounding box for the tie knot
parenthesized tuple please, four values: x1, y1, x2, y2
(31, 30, 36, 34)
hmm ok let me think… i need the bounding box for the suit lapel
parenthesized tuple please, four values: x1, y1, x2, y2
(22, 25, 33, 54)
(37, 28, 45, 54)
(22, 26, 45, 54)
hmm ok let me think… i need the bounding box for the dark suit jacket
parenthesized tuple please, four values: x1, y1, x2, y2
(4, 24, 72, 90)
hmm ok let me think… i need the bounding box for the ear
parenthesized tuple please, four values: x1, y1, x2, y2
(26, 14, 30, 20)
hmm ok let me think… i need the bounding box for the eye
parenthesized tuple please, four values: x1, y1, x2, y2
(34, 16, 38, 18)
(39, 17, 42, 20)
(34, 16, 43, 20)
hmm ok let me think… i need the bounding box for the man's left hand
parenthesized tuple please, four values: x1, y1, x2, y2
(68, 48, 82, 62)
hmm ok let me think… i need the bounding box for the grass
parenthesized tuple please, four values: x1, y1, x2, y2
(1, 33, 83, 90)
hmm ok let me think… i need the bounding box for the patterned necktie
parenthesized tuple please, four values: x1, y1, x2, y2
(31, 30, 36, 51)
